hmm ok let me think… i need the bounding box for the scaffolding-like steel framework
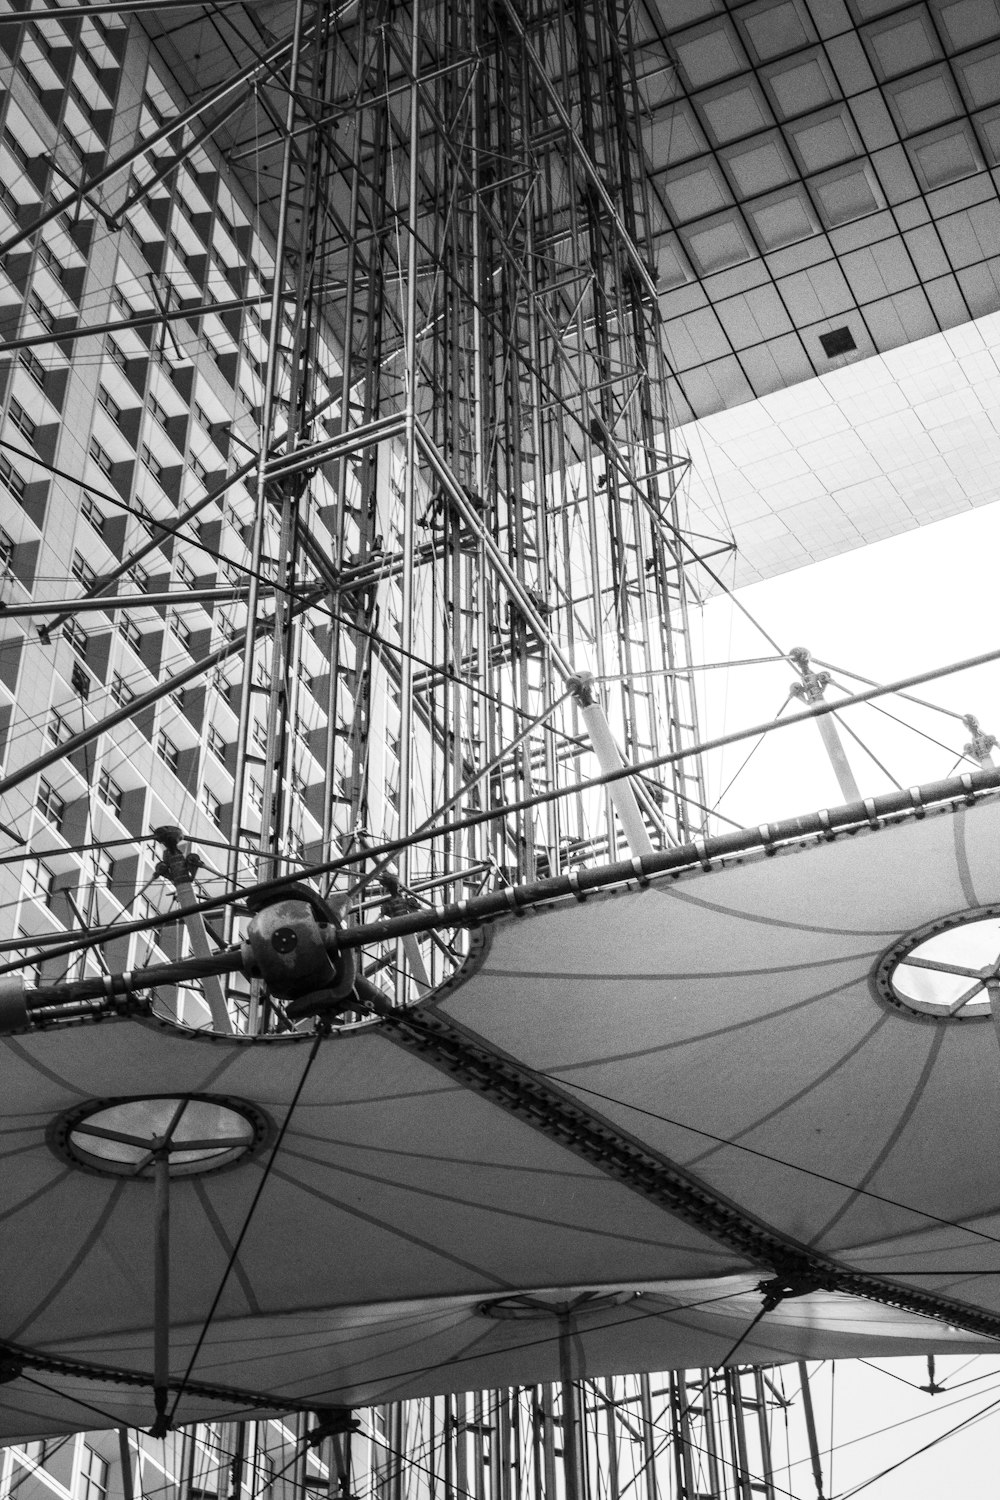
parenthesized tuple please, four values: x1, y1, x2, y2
(233, 0, 717, 938)
(0, 0, 800, 1491)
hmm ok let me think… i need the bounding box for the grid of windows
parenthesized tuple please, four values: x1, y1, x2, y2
(7, 398, 36, 444)
(82, 495, 105, 535)
(0, 24, 350, 1025)
(133, 499, 155, 534)
(27, 290, 54, 333)
(80, 1446, 108, 1500)
(88, 437, 113, 476)
(71, 551, 96, 587)
(156, 730, 179, 773)
(38, 241, 66, 284)
(109, 673, 134, 707)
(47, 710, 69, 746)
(169, 614, 192, 653)
(18, 349, 46, 388)
(119, 615, 142, 652)
(90, 848, 115, 890)
(105, 337, 128, 372)
(0, 455, 26, 505)
(97, 386, 121, 424)
(36, 779, 65, 827)
(97, 767, 123, 815)
(140, 444, 164, 483)
(64, 618, 88, 658)
(23, 857, 54, 905)
(202, 786, 223, 828)
(15, 932, 40, 988)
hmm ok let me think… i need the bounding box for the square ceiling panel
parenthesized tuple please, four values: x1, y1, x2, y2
(787, 105, 864, 171)
(721, 132, 797, 194)
(682, 210, 758, 273)
(956, 42, 1000, 107)
(656, 238, 692, 289)
(644, 102, 707, 168)
(647, 0, 721, 26)
(674, 19, 750, 88)
(975, 103, 1000, 160)
(663, 159, 733, 221)
(697, 78, 775, 142)
(936, 0, 1000, 49)
(747, 186, 820, 249)
(909, 122, 985, 187)
(886, 67, 964, 134)
(737, 0, 816, 60)
(761, 50, 840, 118)
(864, 8, 943, 78)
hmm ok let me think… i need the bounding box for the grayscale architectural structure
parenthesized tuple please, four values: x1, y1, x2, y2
(1, 0, 1000, 1498)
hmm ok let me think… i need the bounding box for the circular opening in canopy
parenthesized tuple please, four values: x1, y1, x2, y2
(877, 908, 1000, 1021)
(479, 1291, 638, 1320)
(51, 1094, 271, 1178)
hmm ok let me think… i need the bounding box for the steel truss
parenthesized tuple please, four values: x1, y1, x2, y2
(0, 0, 815, 1491)
(236, 0, 718, 934)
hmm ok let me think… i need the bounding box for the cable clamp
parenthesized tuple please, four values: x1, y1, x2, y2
(757, 1274, 822, 1312)
(631, 856, 649, 887)
(816, 808, 835, 841)
(567, 870, 587, 902)
(960, 772, 975, 803)
(864, 797, 879, 829)
(694, 838, 711, 872)
(505, 886, 521, 913)
(758, 823, 775, 854)
(908, 786, 925, 818)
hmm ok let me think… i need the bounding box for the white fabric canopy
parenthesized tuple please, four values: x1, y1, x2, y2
(4, 790, 1000, 1437)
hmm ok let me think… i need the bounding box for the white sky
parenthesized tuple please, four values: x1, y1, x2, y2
(689, 500, 1000, 1497)
(693, 499, 1000, 833)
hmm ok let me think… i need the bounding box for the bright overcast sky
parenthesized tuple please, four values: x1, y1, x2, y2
(687, 497, 1000, 1496)
(692, 497, 1000, 833)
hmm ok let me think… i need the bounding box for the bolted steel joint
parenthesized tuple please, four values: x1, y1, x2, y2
(962, 714, 997, 765)
(151, 824, 201, 884)
(788, 647, 830, 704)
(241, 882, 356, 1018)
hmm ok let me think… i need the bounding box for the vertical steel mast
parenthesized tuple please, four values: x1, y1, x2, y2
(214, 0, 748, 1490)
(0, 0, 764, 1486)
(274, 0, 711, 994)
